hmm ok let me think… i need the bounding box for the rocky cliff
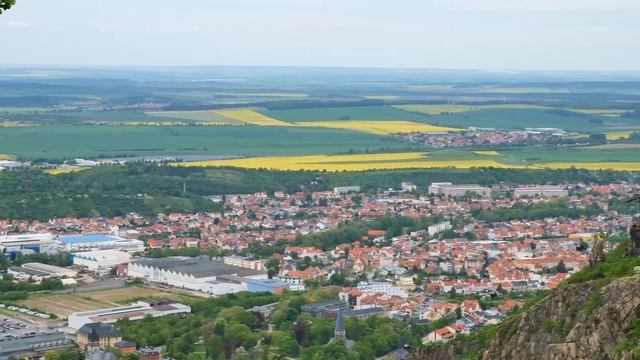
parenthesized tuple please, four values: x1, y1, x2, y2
(482, 275, 640, 360)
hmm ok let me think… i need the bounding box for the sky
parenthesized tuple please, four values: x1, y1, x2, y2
(1, 0, 639, 71)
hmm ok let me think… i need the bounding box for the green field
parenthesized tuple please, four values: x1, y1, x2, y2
(0, 125, 410, 159)
(425, 109, 640, 132)
(145, 110, 242, 124)
(265, 105, 640, 133)
(500, 147, 640, 163)
(265, 106, 434, 122)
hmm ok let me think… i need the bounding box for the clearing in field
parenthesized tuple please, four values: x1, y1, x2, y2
(175, 152, 520, 171)
(18, 286, 180, 319)
(212, 108, 290, 126)
(294, 120, 460, 135)
(473, 151, 500, 156)
(394, 104, 549, 115)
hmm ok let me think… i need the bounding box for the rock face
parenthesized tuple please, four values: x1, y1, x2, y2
(629, 215, 640, 257)
(590, 239, 606, 268)
(405, 344, 456, 360)
(481, 276, 640, 360)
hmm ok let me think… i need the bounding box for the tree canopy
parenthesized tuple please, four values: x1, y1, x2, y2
(0, 0, 15, 14)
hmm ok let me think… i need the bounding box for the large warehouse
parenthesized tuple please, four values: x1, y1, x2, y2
(72, 250, 132, 276)
(57, 234, 144, 253)
(0, 234, 58, 256)
(127, 257, 271, 295)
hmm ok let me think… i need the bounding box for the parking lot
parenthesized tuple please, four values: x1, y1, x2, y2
(0, 315, 39, 340)
(0, 315, 72, 359)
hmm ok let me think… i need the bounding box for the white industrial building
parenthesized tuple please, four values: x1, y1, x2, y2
(56, 234, 144, 253)
(428, 182, 492, 197)
(8, 262, 78, 282)
(0, 233, 58, 256)
(72, 250, 132, 276)
(128, 257, 268, 296)
(68, 300, 191, 330)
(513, 185, 568, 198)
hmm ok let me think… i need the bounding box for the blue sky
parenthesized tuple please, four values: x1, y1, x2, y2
(1, 0, 639, 70)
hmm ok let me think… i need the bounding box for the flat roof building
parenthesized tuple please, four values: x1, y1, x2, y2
(514, 185, 568, 198)
(57, 234, 144, 253)
(428, 182, 492, 198)
(0, 234, 58, 256)
(69, 300, 191, 330)
(128, 257, 268, 296)
(73, 250, 132, 276)
(22, 262, 78, 278)
(334, 186, 361, 194)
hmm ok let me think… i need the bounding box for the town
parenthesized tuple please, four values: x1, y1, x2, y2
(0, 179, 637, 360)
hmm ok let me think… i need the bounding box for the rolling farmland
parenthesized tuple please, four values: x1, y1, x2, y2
(145, 110, 242, 124)
(175, 152, 524, 171)
(212, 108, 290, 126)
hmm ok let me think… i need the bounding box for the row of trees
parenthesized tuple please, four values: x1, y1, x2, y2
(0, 0, 15, 14)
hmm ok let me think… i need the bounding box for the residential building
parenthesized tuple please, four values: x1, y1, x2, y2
(77, 323, 122, 350)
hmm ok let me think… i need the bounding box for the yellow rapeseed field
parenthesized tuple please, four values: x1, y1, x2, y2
(212, 109, 290, 126)
(605, 131, 633, 140)
(175, 152, 520, 172)
(473, 151, 500, 156)
(294, 121, 460, 135)
(533, 162, 640, 171)
(0, 153, 15, 160)
(46, 167, 89, 175)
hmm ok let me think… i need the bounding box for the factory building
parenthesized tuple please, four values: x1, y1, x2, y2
(127, 257, 270, 296)
(57, 234, 144, 253)
(68, 300, 191, 330)
(428, 182, 492, 198)
(72, 250, 132, 276)
(0, 233, 58, 256)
